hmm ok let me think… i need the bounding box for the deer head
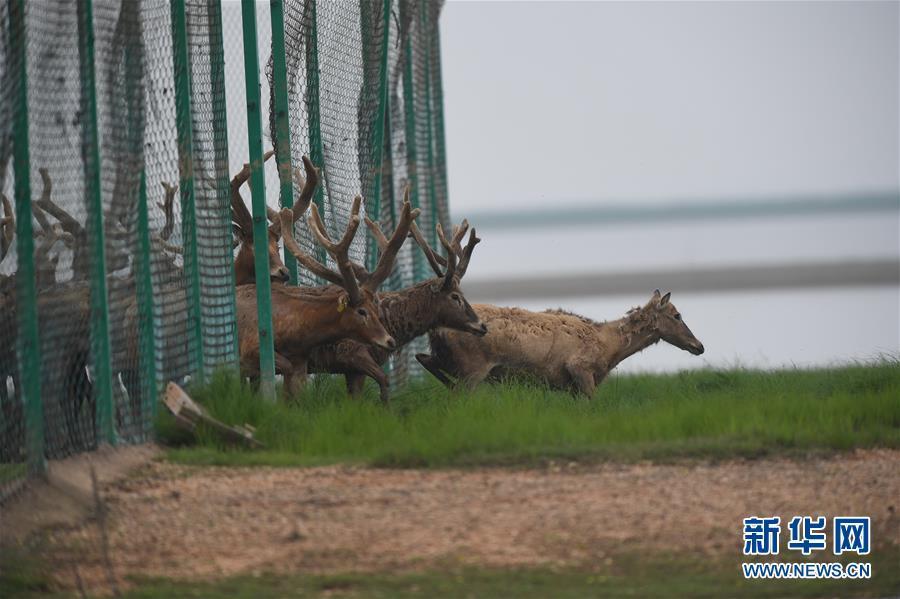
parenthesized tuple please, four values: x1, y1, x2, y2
(279, 196, 397, 352)
(643, 289, 704, 355)
(231, 151, 320, 285)
(407, 206, 487, 337)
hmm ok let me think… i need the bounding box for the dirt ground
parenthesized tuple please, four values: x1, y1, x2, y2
(23, 448, 898, 594)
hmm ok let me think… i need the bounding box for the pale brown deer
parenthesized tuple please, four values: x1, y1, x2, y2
(231, 150, 319, 285)
(236, 195, 412, 396)
(418, 290, 705, 397)
(307, 201, 486, 402)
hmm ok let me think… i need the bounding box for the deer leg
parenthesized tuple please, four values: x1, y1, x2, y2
(284, 358, 309, 398)
(345, 373, 366, 397)
(415, 353, 455, 389)
(566, 364, 596, 398)
(345, 350, 390, 402)
(274, 352, 296, 399)
(592, 368, 610, 391)
(458, 361, 494, 392)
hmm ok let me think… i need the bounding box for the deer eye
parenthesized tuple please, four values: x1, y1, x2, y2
(450, 293, 460, 301)
(674, 313, 682, 321)
(357, 308, 368, 318)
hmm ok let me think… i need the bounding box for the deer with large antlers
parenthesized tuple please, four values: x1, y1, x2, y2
(418, 290, 705, 396)
(307, 193, 486, 402)
(231, 150, 319, 285)
(236, 194, 416, 396)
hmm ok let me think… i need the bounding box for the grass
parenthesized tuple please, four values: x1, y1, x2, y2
(6, 547, 900, 598)
(158, 359, 900, 468)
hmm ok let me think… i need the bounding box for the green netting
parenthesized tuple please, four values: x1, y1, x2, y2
(0, 0, 450, 501)
(386, 0, 450, 384)
(0, 0, 26, 500)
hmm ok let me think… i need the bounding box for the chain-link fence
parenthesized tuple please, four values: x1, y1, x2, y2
(0, 0, 449, 501)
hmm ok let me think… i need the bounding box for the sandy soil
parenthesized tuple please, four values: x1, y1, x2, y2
(39, 449, 900, 592)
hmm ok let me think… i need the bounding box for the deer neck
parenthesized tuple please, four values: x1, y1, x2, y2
(273, 287, 349, 351)
(604, 313, 661, 370)
(377, 279, 443, 347)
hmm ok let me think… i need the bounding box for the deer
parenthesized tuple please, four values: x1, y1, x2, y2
(231, 149, 319, 285)
(306, 198, 486, 402)
(417, 290, 705, 397)
(236, 194, 418, 396)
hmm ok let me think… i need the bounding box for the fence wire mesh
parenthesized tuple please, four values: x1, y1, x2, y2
(0, 0, 449, 500)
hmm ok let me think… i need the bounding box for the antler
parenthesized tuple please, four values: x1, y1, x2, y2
(307, 196, 363, 306)
(454, 227, 481, 279)
(230, 149, 275, 241)
(31, 171, 53, 234)
(279, 208, 342, 286)
(435, 220, 469, 283)
(268, 155, 320, 237)
(35, 168, 84, 240)
(0, 187, 13, 263)
(408, 209, 479, 284)
(361, 189, 420, 291)
(158, 182, 177, 241)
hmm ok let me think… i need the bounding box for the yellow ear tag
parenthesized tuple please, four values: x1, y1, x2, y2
(337, 296, 348, 312)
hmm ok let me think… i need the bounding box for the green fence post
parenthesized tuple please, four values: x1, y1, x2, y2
(359, 0, 392, 272)
(428, 5, 449, 231)
(135, 170, 158, 437)
(207, 0, 241, 369)
(305, 0, 327, 267)
(9, 0, 44, 472)
(241, 0, 277, 399)
(270, 0, 298, 284)
(401, 2, 425, 281)
(418, 0, 439, 243)
(77, 0, 115, 444)
(170, 0, 205, 383)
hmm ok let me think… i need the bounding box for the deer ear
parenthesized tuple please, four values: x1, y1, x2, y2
(659, 292, 671, 307)
(336, 292, 349, 313)
(651, 289, 661, 302)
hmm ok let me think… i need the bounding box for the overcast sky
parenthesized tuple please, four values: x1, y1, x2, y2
(440, 1, 899, 213)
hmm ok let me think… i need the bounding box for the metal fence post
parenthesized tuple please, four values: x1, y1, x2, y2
(427, 4, 450, 231)
(9, 0, 44, 472)
(418, 0, 439, 242)
(77, 0, 115, 444)
(170, 0, 206, 383)
(270, 0, 298, 285)
(135, 170, 158, 436)
(207, 0, 242, 370)
(360, 0, 392, 272)
(401, 2, 425, 281)
(241, 0, 277, 399)
(305, 0, 327, 267)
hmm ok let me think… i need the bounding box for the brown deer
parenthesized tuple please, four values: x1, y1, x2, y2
(417, 290, 705, 397)
(307, 200, 486, 402)
(0, 166, 95, 453)
(231, 150, 319, 285)
(236, 195, 413, 396)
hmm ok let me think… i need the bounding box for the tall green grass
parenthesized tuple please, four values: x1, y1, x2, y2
(159, 360, 900, 468)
